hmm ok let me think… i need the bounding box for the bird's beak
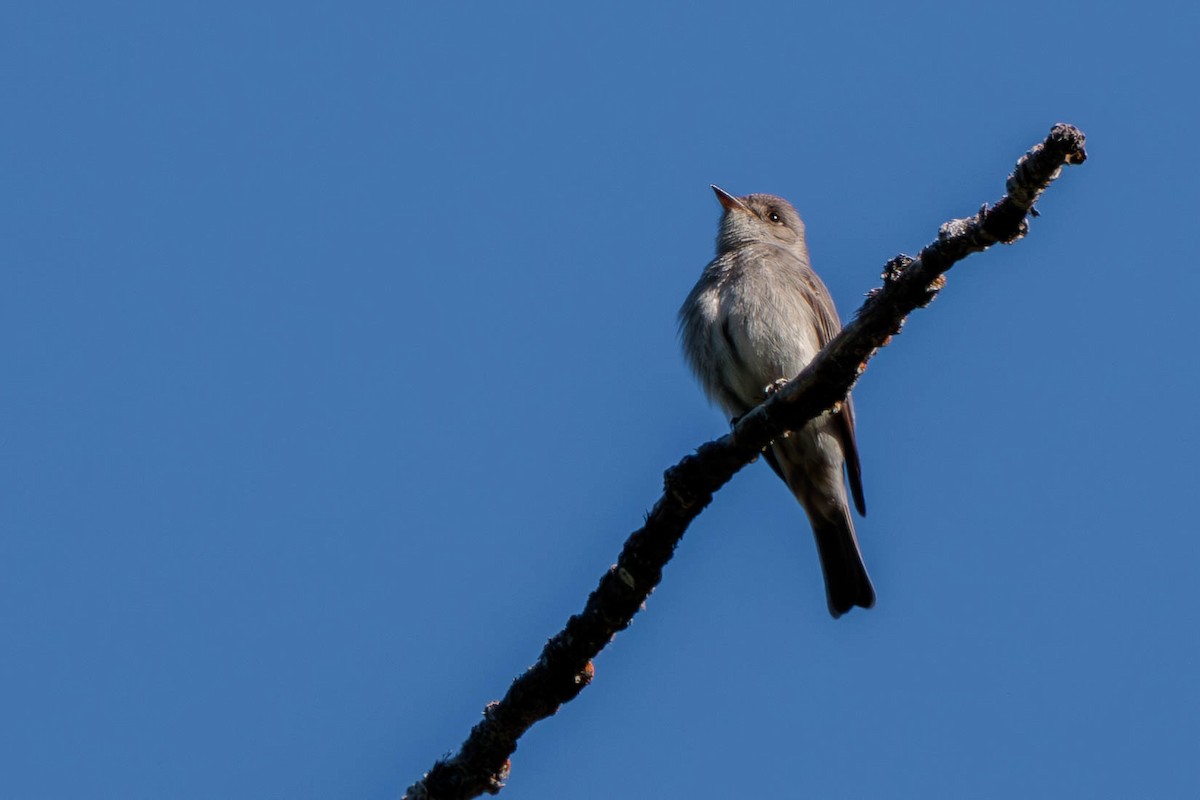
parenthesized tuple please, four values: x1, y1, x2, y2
(711, 185, 748, 213)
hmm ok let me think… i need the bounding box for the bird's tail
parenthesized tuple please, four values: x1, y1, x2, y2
(810, 510, 875, 618)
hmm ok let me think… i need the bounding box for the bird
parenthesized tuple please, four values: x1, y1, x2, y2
(679, 185, 875, 618)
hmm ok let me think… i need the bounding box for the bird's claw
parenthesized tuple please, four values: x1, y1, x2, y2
(763, 378, 790, 397)
(763, 378, 791, 438)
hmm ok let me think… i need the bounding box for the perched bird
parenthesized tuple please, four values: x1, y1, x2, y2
(679, 186, 874, 618)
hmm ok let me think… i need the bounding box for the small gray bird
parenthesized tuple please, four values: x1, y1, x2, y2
(679, 186, 874, 618)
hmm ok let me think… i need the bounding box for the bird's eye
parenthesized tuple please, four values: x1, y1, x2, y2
(768, 210, 782, 223)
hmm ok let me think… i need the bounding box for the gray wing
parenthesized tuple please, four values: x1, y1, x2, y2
(835, 396, 866, 516)
(792, 256, 867, 517)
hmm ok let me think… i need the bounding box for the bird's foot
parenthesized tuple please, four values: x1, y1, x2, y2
(763, 378, 790, 398)
(763, 378, 791, 438)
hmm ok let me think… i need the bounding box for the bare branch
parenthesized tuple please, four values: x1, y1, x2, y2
(403, 123, 1087, 800)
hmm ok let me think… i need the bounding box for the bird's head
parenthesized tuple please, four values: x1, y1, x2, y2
(712, 185, 806, 253)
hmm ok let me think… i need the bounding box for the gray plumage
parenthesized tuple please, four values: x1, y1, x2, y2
(679, 186, 874, 618)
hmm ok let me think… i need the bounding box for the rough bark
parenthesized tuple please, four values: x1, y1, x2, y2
(403, 123, 1087, 800)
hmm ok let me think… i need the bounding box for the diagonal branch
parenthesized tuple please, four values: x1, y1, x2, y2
(403, 123, 1087, 800)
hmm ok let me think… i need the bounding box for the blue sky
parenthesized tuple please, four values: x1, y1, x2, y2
(3, 2, 1198, 798)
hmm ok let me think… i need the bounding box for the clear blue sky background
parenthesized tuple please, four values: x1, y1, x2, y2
(3, 2, 1197, 798)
